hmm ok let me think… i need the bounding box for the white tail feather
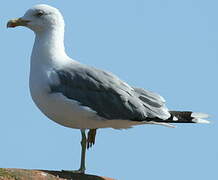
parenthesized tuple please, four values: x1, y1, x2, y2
(191, 112, 210, 119)
(191, 112, 210, 124)
(192, 118, 210, 124)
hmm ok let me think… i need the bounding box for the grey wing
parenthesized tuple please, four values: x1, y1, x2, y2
(134, 88, 170, 119)
(48, 63, 170, 121)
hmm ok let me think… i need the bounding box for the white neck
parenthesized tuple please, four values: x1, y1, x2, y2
(31, 27, 68, 66)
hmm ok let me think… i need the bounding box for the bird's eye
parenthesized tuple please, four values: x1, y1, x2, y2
(35, 12, 44, 17)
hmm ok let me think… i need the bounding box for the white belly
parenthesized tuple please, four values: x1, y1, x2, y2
(30, 90, 144, 129)
(32, 91, 107, 129)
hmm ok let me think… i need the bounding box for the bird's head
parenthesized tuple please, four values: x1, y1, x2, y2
(7, 4, 65, 33)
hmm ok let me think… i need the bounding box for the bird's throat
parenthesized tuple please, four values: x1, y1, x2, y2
(32, 28, 67, 62)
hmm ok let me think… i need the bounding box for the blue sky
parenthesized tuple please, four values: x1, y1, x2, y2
(1, 0, 217, 179)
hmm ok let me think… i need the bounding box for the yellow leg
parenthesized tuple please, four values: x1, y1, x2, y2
(79, 129, 86, 173)
(62, 129, 86, 174)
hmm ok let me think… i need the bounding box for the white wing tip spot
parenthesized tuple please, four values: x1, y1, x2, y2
(173, 116, 178, 121)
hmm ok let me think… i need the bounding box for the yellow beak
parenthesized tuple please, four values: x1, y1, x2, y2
(7, 18, 30, 28)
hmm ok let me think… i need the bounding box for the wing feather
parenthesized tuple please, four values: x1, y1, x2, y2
(49, 63, 170, 121)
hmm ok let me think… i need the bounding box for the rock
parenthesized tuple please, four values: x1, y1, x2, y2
(0, 168, 115, 180)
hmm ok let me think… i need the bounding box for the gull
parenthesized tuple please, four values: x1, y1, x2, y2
(7, 4, 209, 174)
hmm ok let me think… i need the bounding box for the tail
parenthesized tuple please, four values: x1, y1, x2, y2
(163, 111, 210, 124)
